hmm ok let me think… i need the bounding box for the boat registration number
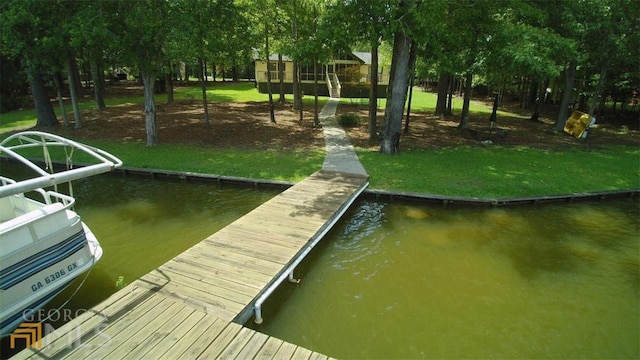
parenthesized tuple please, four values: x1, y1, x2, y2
(31, 263, 79, 292)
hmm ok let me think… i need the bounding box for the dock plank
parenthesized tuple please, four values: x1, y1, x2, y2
(235, 331, 270, 359)
(253, 336, 285, 359)
(104, 301, 188, 360)
(172, 252, 271, 288)
(157, 260, 257, 302)
(124, 305, 200, 360)
(159, 257, 261, 293)
(137, 271, 242, 321)
(309, 352, 331, 360)
(60, 293, 167, 359)
(15, 286, 149, 359)
(215, 326, 256, 359)
(273, 342, 299, 359)
(292, 346, 313, 359)
(173, 317, 231, 360)
(188, 245, 283, 276)
(195, 322, 243, 359)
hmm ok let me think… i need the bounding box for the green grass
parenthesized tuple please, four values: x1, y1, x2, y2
(175, 81, 270, 103)
(357, 146, 640, 198)
(340, 88, 520, 118)
(0, 96, 145, 131)
(75, 140, 324, 183)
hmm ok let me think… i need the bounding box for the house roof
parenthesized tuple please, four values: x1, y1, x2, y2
(267, 54, 293, 61)
(260, 52, 374, 64)
(351, 52, 372, 65)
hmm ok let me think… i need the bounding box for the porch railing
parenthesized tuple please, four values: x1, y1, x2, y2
(257, 71, 326, 82)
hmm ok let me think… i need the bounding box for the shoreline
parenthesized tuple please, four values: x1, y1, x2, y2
(115, 165, 640, 207)
(3, 158, 637, 206)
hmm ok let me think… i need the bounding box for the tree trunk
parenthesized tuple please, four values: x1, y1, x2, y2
(528, 79, 538, 109)
(435, 71, 449, 116)
(530, 78, 548, 122)
(555, 60, 577, 132)
(379, 28, 411, 154)
(295, 60, 303, 122)
(90, 58, 106, 109)
(458, 71, 472, 129)
(446, 75, 453, 115)
(588, 66, 607, 116)
(264, 20, 276, 123)
(141, 72, 159, 146)
(67, 57, 82, 129)
(278, 54, 285, 105)
(203, 60, 209, 84)
(29, 69, 58, 127)
(313, 57, 319, 127)
(53, 73, 70, 127)
(166, 70, 174, 104)
(368, 39, 379, 144)
(199, 58, 211, 127)
(69, 58, 83, 96)
(292, 0, 302, 113)
(403, 41, 417, 135)
(293, 59, 302, 110)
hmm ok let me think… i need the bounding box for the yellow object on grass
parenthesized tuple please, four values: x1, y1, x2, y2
(564, 110, 596, 139)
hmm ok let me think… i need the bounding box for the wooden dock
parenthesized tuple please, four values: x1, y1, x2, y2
(13, 169, 368, 359)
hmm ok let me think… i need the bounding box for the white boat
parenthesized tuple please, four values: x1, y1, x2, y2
(0, 131, 122, 337)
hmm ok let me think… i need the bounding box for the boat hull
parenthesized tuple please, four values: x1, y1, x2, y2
(0, 219, 102, 338)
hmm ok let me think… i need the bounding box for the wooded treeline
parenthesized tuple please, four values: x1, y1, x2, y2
(1, 0, 638, 152)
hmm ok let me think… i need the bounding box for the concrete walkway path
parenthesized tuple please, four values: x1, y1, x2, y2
(318, 98, 368, 176)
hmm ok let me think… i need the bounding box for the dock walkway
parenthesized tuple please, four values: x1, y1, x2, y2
(14, 98, 368, 359)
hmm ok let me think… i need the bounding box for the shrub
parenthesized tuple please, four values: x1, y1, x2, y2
(337, 113, 360, 127)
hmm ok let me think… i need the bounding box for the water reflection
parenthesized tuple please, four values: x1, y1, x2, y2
(255, 199, 640, 359)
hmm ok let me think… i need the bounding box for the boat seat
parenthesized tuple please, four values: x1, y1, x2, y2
(0, 202, 65, 234)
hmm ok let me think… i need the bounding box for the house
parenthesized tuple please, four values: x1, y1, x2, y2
(254, 51, 389, 98)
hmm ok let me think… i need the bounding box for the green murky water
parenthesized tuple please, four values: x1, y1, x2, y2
(251, 199, 640, 359)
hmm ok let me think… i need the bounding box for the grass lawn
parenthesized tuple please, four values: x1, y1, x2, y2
(358, 146, 640, 197)
(86, 140, 324, 183)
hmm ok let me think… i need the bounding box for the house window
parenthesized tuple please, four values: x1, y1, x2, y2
(300, 63, 324, 81)
(268, 62, 286, 72)
(267, 62, 285, 80)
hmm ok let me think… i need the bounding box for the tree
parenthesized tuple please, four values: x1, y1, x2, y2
(328, 0, 391, 143)
(290, 0, 303, 117)
(242, 0, 288, 123)
(541, 0, 598, 131)
(28, 68, 59, 127)
(0, 0, 68, 127)
(69, 0, 116, 110)
(380, 1, 413, 154)
(445, 0, 501, 129)
(174, 0, 246, 127)
(118, 0, 171, 146)
(264, 15, 277, 123)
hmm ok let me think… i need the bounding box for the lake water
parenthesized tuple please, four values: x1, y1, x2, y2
(249, 199, 639, 359)
(2, 164, 638, 359)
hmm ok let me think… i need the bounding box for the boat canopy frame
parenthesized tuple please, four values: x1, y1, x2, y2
(0, 131, 123, 198)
